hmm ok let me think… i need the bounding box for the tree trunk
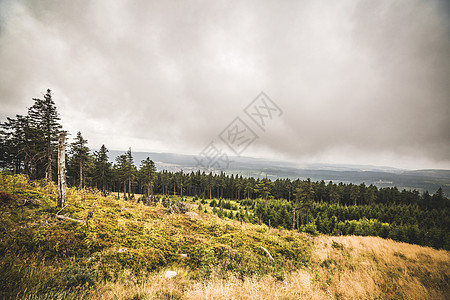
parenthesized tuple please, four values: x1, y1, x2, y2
(79, 159, 83, 189)
(101, 166, 105, 196)
(150, 182, 153, 203)
(128, 176, 131, 199)
(146, 182, 151, 205)
(47, 137, 52, 184)
(265, 193, 268, 214)
(292, 209, 296, 230)
(57, 132, 66, 208)
(48, 144, 52, 182)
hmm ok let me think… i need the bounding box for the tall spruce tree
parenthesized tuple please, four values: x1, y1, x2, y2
(28, 89, 62, 182)
(115, 154, 128, 199)
(126, 148, 136, 198)
(114, 148, 136, 199)
(93, 144, 111, 195)
(294, 179, 315, 225)
(256, 177, 272, 213)
(1, 115, 45, 178)
(69, 132, 90, 188)
(139, 157, 157, 204)
(0, 90, 62, 179)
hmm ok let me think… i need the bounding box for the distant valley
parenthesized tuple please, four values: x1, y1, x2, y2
(109, 150, 450, 196)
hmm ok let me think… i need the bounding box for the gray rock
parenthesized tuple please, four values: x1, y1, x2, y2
(164, 271, 177, 278)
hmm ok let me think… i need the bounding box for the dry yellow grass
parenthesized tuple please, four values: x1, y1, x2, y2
(311, 235, 450, 299)
(84, 235, 449, 300)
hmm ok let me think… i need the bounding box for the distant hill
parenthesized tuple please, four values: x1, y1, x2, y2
(107, 150, 450, 195)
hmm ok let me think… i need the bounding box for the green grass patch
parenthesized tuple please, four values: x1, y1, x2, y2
(0, 173, 312, 298)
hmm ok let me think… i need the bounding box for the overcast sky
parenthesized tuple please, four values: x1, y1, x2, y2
(0, 0, 449, 170)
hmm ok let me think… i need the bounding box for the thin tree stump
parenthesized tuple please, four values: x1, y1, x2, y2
(57, 132, 66, 208)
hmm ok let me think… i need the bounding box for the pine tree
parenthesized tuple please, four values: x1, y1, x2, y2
(350, 184, 360, 206)
(139, 157, 157, 204)
(0, 115, 44, 177)
(432, 187, 447, 209)
(207, 172, 214, 199)
(160, 170, 169, 196)
(28, 89, 62, 182)
(294, 179, 315, 225)
(115, 148, 136, 199)
(115, 154, 129, 199)
(176, 170, 185, 198)
(256, 177, 272, 213)
(69, 132, 90, 188)
(93, 145, 111, 195)
(1, 90, 63, 180)
(126, 148, 136, 198)
(245, 177, 256, 199)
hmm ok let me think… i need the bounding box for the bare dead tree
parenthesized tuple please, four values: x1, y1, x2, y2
(57, 132, 66, 208)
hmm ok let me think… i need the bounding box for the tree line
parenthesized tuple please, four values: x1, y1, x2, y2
(232, 198, 449, 249)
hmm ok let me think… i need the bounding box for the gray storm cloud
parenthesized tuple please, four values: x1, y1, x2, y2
(0, 0, 449, 169)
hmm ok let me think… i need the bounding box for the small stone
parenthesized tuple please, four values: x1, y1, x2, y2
(180, 254, 187, 258)
(164, 271, 177, 278)
(186, 211, 199, 218)
(118, 248, 127, 253)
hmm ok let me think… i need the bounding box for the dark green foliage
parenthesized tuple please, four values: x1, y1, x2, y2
(92, 145, 112, 195)
(57, 265, 97, 288)
(0, 90, 62, 181)
(114, 149, 137, 199)
(0, 191, 14, 204)
(139, 157, 156, 204)
(67, 131, 90, 188)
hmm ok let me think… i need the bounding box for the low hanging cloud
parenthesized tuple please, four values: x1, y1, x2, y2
(0, 0, 449, 169)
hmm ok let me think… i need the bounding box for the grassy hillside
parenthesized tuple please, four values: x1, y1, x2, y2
(0, 174, 449, 299)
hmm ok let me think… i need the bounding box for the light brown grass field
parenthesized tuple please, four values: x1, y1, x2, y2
(84, 235, 449, 300)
